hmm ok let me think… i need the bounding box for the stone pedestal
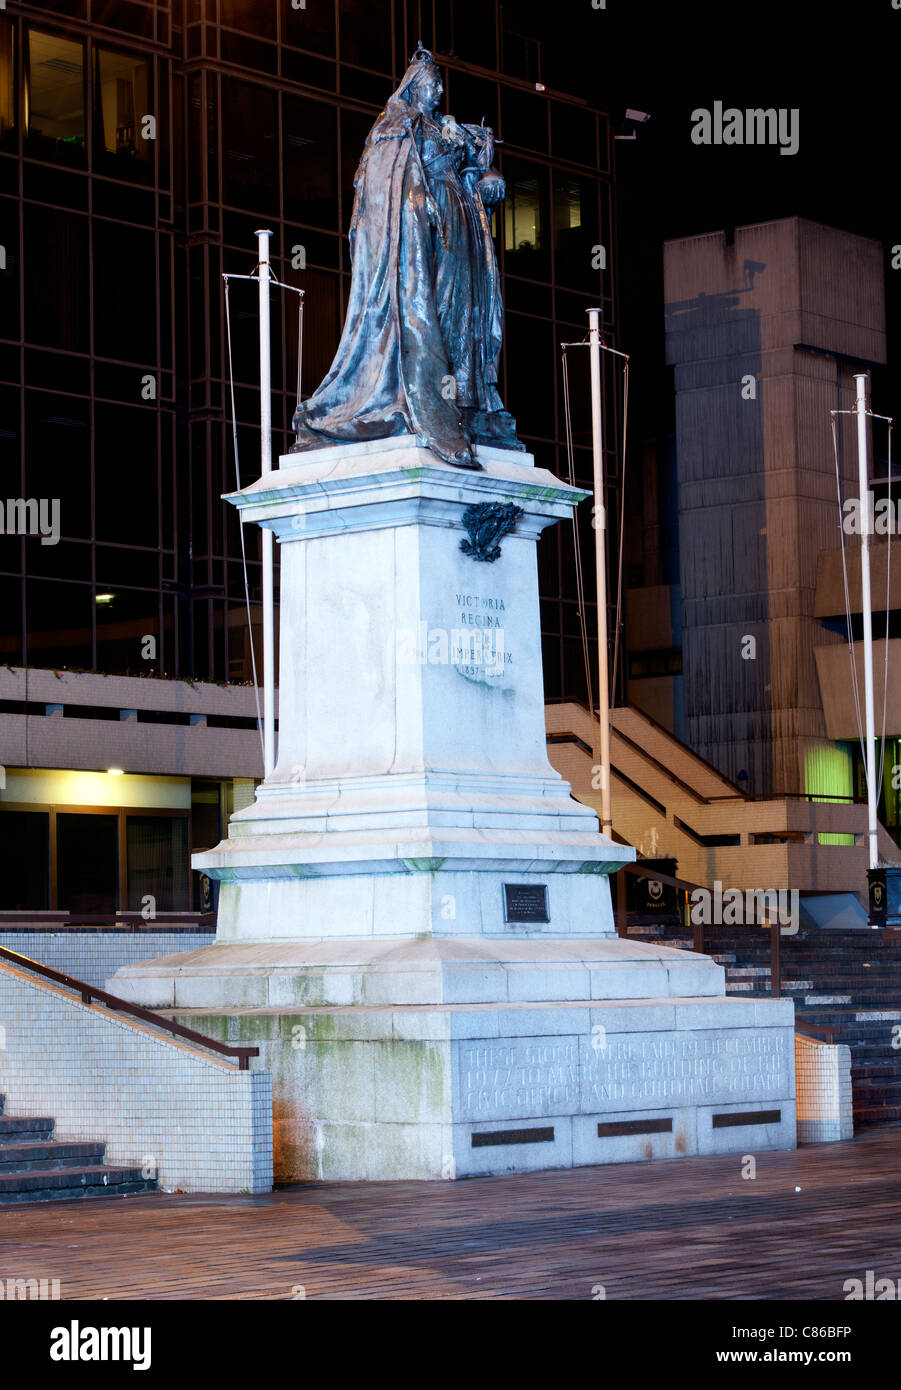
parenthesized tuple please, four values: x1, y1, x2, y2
(112, 439, 796, 1178)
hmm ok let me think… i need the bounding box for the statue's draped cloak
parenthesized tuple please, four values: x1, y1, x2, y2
(291, 88, 505, 464)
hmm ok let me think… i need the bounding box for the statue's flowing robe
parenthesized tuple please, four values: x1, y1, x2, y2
(291, 97, 474, 463)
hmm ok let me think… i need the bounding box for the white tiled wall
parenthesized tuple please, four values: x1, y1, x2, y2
(0, 932, 213, 991)
(0, 961, 272, 1193)
(794, 1032, 854, 1143)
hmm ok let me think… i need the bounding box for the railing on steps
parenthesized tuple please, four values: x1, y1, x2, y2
(794, 1022, 840, 1043)
(614, 862, 784, 997)
(0, 946, 258, 1070)
(0, 910, 217, 930)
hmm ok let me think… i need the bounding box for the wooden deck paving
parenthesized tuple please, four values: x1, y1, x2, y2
(1, 1127, 900, 1300)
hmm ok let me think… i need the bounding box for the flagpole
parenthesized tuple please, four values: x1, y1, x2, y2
(855, 371, 878, 871)
(255, 229, 276, 778)
(587, 308, 612, 838)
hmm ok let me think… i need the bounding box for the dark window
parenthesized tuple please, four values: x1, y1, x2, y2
(24, 392, 92, 540)
(0, 811, 50, 910)
(0, 19, 15, 153)
(91, 1, 154, 40)
(92, 220, 157, 362)
(57, 812, 119, 914)
(553, 171, 600, 292)
(501, 84, 547, 152)
(0, 576, 23, 663)
(220, 76, 277, 214)
(126, 814, 190, 912)
(447, 69, 499, 132)
(95, 589, 161, 674)
(220, 30, 278, 75)
(283, 0, 336, 55)
(337, 0, 390, 72)
(283, 95, 338, 229)
(93, 402, 159, 546)
(23, 205, 89, 352)
(27, 539, 92, 583)
(220, 0, 276, 40)
(446, 0, 497, 69)
(25, 577, 93, 669)
(501, 30, 541, 84)
(95, 545, 160, 590)
(504, 313, 554, 440)
(551, 102, 596, 169)
(26, 29, 86, 167)
(0, 202, 18, 338)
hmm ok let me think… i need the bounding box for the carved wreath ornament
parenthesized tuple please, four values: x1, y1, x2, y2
(459, 502, 524, 563)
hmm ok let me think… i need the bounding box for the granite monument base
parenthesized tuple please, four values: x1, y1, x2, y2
(113, 936, 796, 1180)
(111, 438, 795, 1178)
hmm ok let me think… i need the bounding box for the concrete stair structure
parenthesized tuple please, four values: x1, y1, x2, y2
(546, 701, 901, 893)
(0, 1094, 158, 1204)
(628, 925, 901, 1129)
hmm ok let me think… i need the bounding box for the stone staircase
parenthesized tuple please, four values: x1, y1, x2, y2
(627, 925, 901, 1129)
(0, 1095, 158, 1204)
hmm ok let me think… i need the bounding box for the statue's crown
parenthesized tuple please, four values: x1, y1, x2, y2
(410, 40, 435, 65)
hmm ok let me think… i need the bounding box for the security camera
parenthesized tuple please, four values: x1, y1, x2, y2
(625, 109, 651, 123)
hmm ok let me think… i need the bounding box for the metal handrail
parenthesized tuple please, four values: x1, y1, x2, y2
(0, 946, 258, 1070)
(690, 914, 783, 999)
(795, 1022, 840, 1044)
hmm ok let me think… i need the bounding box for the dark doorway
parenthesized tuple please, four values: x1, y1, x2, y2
(56, 812, 119, 914)
(126, 815, 190, 913)
(0, 810, 50, 910)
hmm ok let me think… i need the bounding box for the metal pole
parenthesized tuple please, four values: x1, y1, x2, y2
(586, 309, 612, 838)
(256, 229, 276, 778)
(855, 373, 878, 872)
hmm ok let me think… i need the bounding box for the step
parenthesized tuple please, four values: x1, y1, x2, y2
(0, 1116, 53, 1142)
(0, 1141, 106, 1174)
(855, 1105, 901, 1126)
(0, 1164, 157, 1204)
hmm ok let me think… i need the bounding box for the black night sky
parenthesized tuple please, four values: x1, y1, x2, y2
(552, 0, 900, 443)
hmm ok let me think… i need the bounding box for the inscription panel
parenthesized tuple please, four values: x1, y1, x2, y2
(455, 1030, 792, 1122)
(451, 589, 512, 685)
(503, 883, 549, 924)
(580, 1031, 793, 1111)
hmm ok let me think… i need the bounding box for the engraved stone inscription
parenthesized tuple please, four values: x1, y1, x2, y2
(456, 1030, 792, 1122)
(583, 1031, 791, 1110)
(461, 1041, 580, 1120)
(452, 590, 511, 684)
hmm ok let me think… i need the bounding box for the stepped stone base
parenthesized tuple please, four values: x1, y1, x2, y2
(114, 936, 797, 1180)
(108, 441, 796, 1179)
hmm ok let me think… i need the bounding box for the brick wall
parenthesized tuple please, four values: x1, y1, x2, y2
(0, 932, 213, 991)
(0, 960, 272, 1193)
(795, 1031, 854, 1143)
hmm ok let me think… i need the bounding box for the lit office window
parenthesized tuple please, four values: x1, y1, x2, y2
(553, 172, 600, 291)
(95, 47, 151, 160)
(505, 178, 541, 253)
(0, 21, 14, 152)
(26, 29, 85, 163)
(503, 160, 548, 279)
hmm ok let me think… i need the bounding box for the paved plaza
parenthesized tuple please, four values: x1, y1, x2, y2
(2, 1129, 900, 1301)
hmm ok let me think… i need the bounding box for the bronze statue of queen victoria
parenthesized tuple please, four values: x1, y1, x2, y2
(290, 45, 525, 468)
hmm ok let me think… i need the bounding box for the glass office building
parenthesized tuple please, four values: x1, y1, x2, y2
(0, 0, 618, 912)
